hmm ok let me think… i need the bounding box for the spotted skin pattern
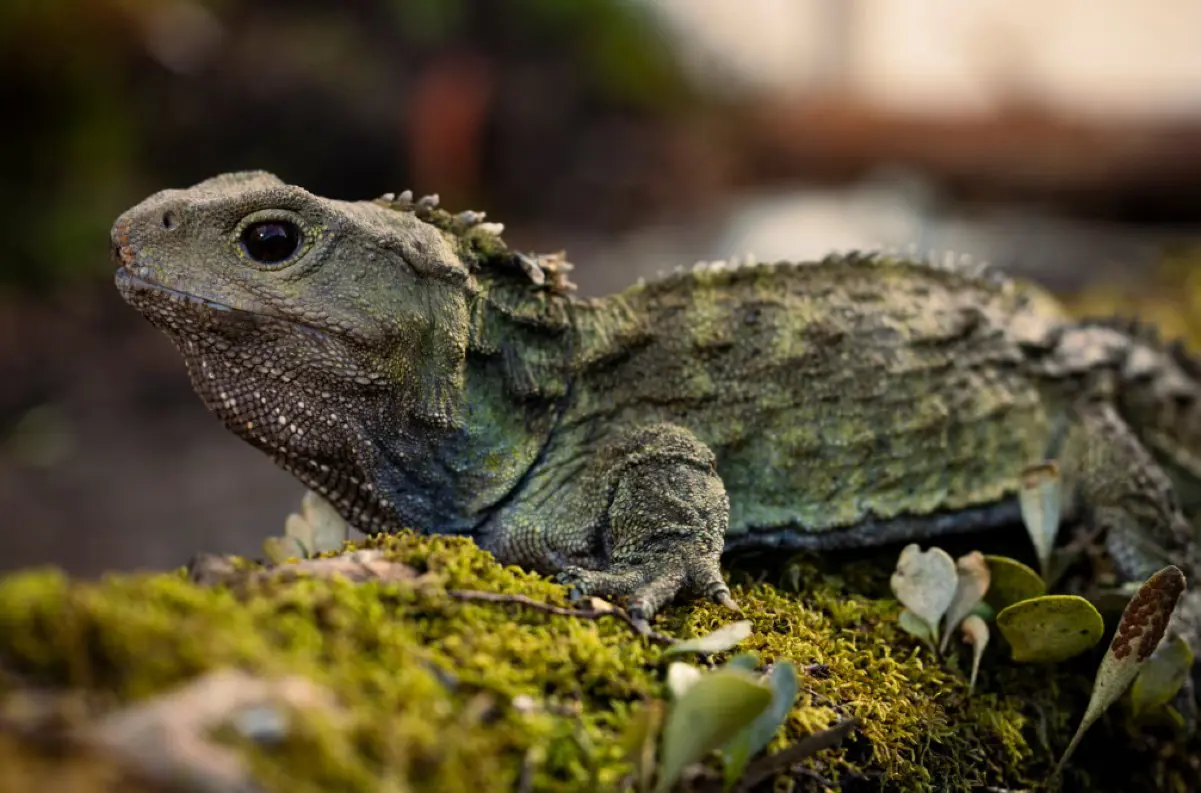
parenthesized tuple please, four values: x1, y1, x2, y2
(114, 172, 1200, 640)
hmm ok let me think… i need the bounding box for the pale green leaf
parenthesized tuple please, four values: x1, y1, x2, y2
(983, 555, 1046, 613)
(618, 700, 664, 793)
(996, 595, 1104, 663)
(890, 544, 957, 639)
(666, 662, 703, 699)
(780, 554, 813, 593)
(941, 551, 991, 652)
(720, 661, 799, 791)
(960, 615, 990, 696)
(282, 513, 316, 557)
(1045, 547, 1081, 591)
(653, 669, 773, 793)
(723, 653, 760, 672)
(299, 490, 350, 554)
(969, 601, 996, 622)
(782, 563, 803, 593)
(663, 620, 754, 658)
(1018, 461, 1061, 581)
(1130, 634, 1194, 719)
(898, 608, 936, 650)
(263, 534, 308, 565)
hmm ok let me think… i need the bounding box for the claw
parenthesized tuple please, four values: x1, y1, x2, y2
(629, 616, 652, 636)
(716, 591, 742, 614)
(554, 568, 588, 603)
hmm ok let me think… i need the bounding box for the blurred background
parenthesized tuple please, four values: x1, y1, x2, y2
(4, 0, 1201, 576)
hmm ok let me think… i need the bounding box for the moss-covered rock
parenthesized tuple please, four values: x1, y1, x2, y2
(0, 532, 1196, 792)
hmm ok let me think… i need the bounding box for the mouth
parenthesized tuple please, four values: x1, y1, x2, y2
(112, 266, 337, 348)
(114, 266, 237, 313)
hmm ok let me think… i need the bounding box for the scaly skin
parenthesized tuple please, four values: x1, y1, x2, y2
(112, 172, 1201, 638)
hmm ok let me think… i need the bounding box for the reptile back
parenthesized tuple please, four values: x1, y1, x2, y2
(564, 254, 1068, 544)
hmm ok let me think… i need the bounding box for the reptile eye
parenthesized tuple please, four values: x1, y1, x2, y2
(241, 220, 302, 265)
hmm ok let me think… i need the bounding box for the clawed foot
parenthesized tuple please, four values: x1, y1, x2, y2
(556, 552, 740, 631)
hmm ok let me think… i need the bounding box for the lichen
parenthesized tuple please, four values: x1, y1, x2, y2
(0, 532, 1196, 792)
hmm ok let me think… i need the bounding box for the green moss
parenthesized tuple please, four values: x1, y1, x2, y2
(0, 533, 1195, 792)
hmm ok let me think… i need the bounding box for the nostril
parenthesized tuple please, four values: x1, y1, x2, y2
(162, 210, 179, 230)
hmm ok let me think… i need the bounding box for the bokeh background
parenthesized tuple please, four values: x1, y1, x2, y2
(4, 0, 1201, 576)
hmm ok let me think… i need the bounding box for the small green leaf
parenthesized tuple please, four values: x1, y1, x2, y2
(282, 513, 316, 556)
(663, 620, 754, 658)
(262, 534, 308, 565)
(653, 669, 773, 793)
(727, 719, 859, 791)
(1045, 547, 1081, 591)
(1056, 566, 1187, 776)
(1130, 634, 1194, 719)
(299, 489, 350, 554)
(666, 662, 703, 699)
(890, 544, 958, 640)
(723, 653, 760, 672)
(969, 601, 996, 622)
(941, 551, 991, 652)
(780, 555, 810, 593)
(619, 700, 664, 793)
(996, 595, 1104, 663)
(1018, 461, 1061, 581)
(1089, 587, 1139, 616)
(983, 555, 1046, 612)
(720, 661, 800, 791)
(898, 608, 937, 650)
(782, 564, 802, 593)
(960, 615, 990, 696)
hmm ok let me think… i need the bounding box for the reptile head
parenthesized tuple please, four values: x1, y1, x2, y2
(112, 171, 476, 459)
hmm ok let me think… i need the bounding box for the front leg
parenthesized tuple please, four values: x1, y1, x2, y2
(1062, 400, 1201, 651)
(541, 423, 737, 624)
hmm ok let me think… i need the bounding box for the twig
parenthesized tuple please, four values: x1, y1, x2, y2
(733, 718, 859, 792)
(793, 767, 839, 789)
(799, 686, 852, 719)
(446, 589, 677, 646)
(517, 747, 536, 793)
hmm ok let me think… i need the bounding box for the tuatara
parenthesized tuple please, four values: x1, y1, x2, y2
(111, 172, 1201, 637)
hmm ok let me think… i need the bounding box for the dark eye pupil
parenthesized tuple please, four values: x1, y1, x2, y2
(241, 221, 301, 264)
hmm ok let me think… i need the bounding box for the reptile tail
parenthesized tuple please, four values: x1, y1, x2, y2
(1053, 318, 1201, 502)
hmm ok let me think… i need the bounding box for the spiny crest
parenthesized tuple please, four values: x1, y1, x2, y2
(374, 190, 577, 294)
(872, 244, 1005, 284)
(642, 245, 1010, 291)
(1077, 316, 1201, 382)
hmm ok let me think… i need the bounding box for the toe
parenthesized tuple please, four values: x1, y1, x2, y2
(626, 565, 687, 622)
(715, 591, 742, 614)
(555, 565, 650, 601)
(551, 542, 729, 624)
(686, 553, 733, 604)
(554, 567, 592, 602)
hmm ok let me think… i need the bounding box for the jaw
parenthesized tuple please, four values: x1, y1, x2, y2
(115, 265, 399, 530)
(114, 266, 270, 342)
(113, 266, 495, 538)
